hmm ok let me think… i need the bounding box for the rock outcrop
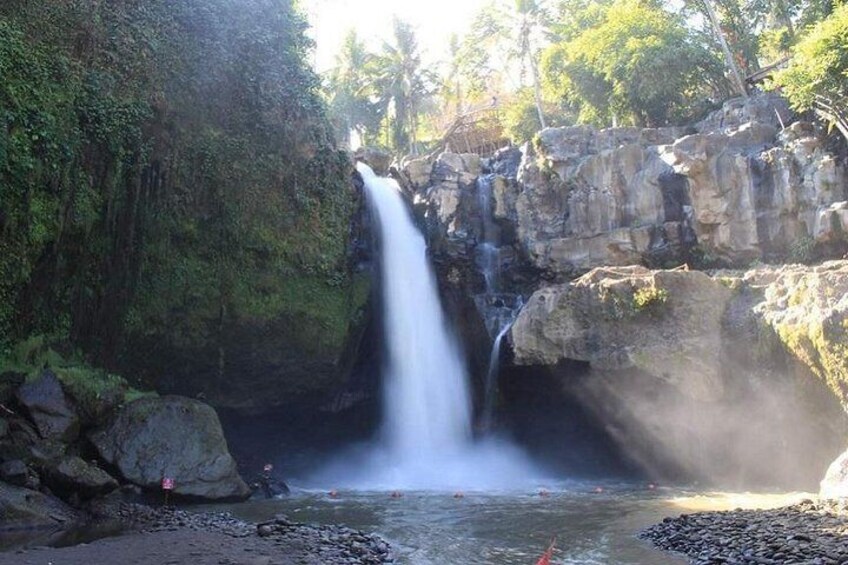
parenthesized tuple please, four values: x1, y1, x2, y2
(15, 371, 80, 443)
(408, 94, 847, 281)
(510, 261, 848, 487)
(516, 95, 846, 275)
(91, 396, 250, 501)
(512, 266, 732, 400)
(754, 261, 848, 405)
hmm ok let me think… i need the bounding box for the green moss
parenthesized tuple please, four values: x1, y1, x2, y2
(0, 336, 153, 416)
(717, 277, 742, 292)
(0, 2, 362, 393)
(774, 318, 848, 405)
(788, 235, 817, 264)
(632, 286, 669, 312)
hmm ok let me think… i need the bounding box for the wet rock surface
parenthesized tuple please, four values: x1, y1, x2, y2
(641, 500, 848, 565)
(1, 503, 394, 565)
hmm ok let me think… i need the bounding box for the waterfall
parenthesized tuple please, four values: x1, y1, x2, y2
(358, 162, 472, 461)
(474, 175, 523, 430)
(330, 163, 539, 491)
(480, 323, 511, 431)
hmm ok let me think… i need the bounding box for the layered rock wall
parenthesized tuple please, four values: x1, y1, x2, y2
(408, 94, 847, 282)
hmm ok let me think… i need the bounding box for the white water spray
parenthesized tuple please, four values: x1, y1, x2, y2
(359, 163, 472, 461)
(314, 163, 540, 490)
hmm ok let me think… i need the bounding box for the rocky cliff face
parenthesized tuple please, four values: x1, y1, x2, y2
(403, 94, 848, 488)
(408, 94, 847, 284)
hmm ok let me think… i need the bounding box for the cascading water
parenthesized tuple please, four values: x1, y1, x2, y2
(480, 317, 518, 431)
(474, 174, 524, 430)
(358, 162, 472, 461)
(314, 163, 540, 491)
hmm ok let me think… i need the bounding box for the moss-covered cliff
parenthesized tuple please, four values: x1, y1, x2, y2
(0, 1, 367, 408)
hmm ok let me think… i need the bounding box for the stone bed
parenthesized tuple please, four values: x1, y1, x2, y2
(3, 503, 394, 565)
(641, 500, 848, 564)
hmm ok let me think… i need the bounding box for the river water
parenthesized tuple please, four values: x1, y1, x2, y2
(222, 482, 690, 564)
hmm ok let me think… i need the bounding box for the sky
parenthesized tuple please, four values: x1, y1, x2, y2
(304, 0, 490, 72)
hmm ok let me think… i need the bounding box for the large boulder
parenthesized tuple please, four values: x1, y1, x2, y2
(512, 265, 733, 400)
(91, 396, 250, 501)
(510, 262, 848, 487)
(15, 370, 80, 442)
(512, 261, 848, 405)
(0, 481, 77, 528)
(354, 146, 392, 176)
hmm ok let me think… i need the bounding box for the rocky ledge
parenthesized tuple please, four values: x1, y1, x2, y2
(641, 500, 848, 565)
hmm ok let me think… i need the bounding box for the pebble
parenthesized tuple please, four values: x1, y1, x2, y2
(641, 500, 848, 565)
(117, 503, 394, 563)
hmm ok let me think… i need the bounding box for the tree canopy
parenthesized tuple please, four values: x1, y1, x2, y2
(774, 2, 848, 111)
(323, 0, 848, 147)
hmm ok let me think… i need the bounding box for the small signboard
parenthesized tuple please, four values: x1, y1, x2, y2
(162, 477, 175, 491)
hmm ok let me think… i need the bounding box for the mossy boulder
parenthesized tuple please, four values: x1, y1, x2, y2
(512, 265, 734, 400)
(90, 396, 250, 501)
(755, 261, 848, 407)
(15, 371, 80, 443)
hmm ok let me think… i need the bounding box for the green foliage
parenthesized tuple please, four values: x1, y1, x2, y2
(773, 4, 848, 111)
(0, 336, 152, 413)
(501, 88, 573, 143)
(632, 286, 669, 312)
(325, 20, 435, 156)
(325, 31, 384, 147)
(758, 26, 795, 62)
(542, 0, 726, 126)
(0, 1, 360, 388)
(788, 235, 817, 263)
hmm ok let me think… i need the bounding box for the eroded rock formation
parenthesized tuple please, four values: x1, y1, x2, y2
(408, 94, 847, 282)
(404, 93, 848, 489)
(509, 261, 848, 488)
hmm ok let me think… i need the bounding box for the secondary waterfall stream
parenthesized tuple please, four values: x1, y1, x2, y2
(315, 163, 539, 490)
(474, 174, 524, 431)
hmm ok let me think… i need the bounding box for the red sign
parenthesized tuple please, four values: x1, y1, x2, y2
(161, 477, 175, 491)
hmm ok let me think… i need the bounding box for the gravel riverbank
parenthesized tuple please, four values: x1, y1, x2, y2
(641, 499, 848, 564)
(0, 503, 394, 565)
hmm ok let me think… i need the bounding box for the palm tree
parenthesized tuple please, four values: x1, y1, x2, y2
(372, 19, 432, 155)
(325, 30, 382, 148)
(470, 0, 552, 129)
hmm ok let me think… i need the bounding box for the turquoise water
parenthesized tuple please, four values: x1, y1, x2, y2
(222, 482, 688, 564)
